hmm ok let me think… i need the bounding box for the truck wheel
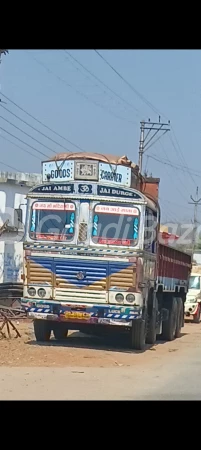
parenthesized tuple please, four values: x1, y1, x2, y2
(161, 297, 177, 341)
(130, 319, 146, 350)
(34, 319, 51, 342)
(175, 298, 183, 338)
(146, 298, 158, 345)
(193, 305, 201, 323)
(53, 323, 68, 340)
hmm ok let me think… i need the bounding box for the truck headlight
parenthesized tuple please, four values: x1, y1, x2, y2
(126, 294, 135, 302)
(115, 293, 124, 302)
(38, 288, 46, 298)
(28, 287, 36, 297)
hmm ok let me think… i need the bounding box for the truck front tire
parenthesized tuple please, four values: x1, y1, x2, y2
(146, 298, 158, 345)
(34, 319, 51, 342)
(53, 323, 68, 340)
(131, 319, 146, 350)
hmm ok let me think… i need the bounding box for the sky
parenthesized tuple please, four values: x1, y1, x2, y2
(0, 49, 201, 224)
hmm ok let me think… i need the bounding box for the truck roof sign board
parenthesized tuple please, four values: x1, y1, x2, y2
(99, 163, 131, 187)
(42, 160, 132, 187)
(42, 161, 74, 182)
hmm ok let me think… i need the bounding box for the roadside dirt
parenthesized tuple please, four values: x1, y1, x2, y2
(0, 319, 199, 368)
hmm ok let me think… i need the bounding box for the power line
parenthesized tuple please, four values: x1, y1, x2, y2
(0, 158, 21, 172)
(94, 50, 166, 118)
(94, 50, 196, 190)
(156, 137, 191, 199)
(158, 197, 181, 223)
(64, 50, 141, 116)
(160, 197, 193, 211)
(189, 187, 201, 254)
(168, 133, 197, 188)
(0, 92, 85, 153)
(64, 52, 122, 110)
(26, 51, 136, 126)
(0, 115, 54, 156)
(64, 52, 119, 103)
(148, 154, 201, 177)
(146, 158, 193, 213)
(0, 126, 49, 158)
(0, 134, 41, 160)
(0, 104, 73, 153)
(144, 130, 168, 153)
(149, 150, 189, 204)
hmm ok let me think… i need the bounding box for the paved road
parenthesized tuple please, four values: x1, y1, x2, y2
(1, 326, 201, 400)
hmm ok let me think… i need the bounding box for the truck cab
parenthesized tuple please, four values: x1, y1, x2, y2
(185, 271, 201, 323)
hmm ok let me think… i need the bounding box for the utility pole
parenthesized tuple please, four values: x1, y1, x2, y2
(138, 120, 145, 175)
(189, 187, 201, 255)
(138, 117, 170, 174)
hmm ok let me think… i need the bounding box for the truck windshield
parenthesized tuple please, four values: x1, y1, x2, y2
(30, 200, 76, 241)
(189, 276, 200, 290)
(91, 202, 139, 246)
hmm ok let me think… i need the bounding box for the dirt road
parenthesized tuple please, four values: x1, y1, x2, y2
(0, 320, 200, 399)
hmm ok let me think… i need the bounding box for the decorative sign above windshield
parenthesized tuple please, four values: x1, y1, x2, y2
(42, 160, 74, 182)
(97, 186, 142, 199)
(30, 183, 144, 200)
(99, 163, 131, 187)
(74, 161, 98, 181)
(42, 159, 131, 187)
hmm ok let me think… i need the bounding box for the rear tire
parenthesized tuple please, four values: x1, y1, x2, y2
(175, 298, 183, 338)
(130, 319, 146, 350)
(161, 297, 177, 341)
(193, 305, 201, 323)
(53, 323, 68, 340)
(34, 319, 51, 342)
(146, 298, 158, 345)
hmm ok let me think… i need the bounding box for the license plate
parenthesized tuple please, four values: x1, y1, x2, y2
(64, 311, 90, 320)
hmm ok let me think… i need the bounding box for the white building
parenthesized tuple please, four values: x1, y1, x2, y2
(0, 171, 41, 288)
(0, 171, 41, 234)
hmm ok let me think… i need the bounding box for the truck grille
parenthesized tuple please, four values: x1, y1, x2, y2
(27, 258, 53, 284)
(55, 288, 107, 303)
(109, 264, 135, 289)
(54, 259, 107, 291)
(26, 257, 135, 296)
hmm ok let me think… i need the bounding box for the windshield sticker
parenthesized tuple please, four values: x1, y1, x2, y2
(33, 202, 75, 211)
(68, 212, 75, 234)
(30, 210, 36, 232)
(92, 215, 99, 236)
(133, 217, 139, 239)
(98, 238, 131, 245)
(94, 205, 139, 215)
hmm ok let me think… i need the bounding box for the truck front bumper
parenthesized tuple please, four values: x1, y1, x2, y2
(21, 298, 142, 327)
